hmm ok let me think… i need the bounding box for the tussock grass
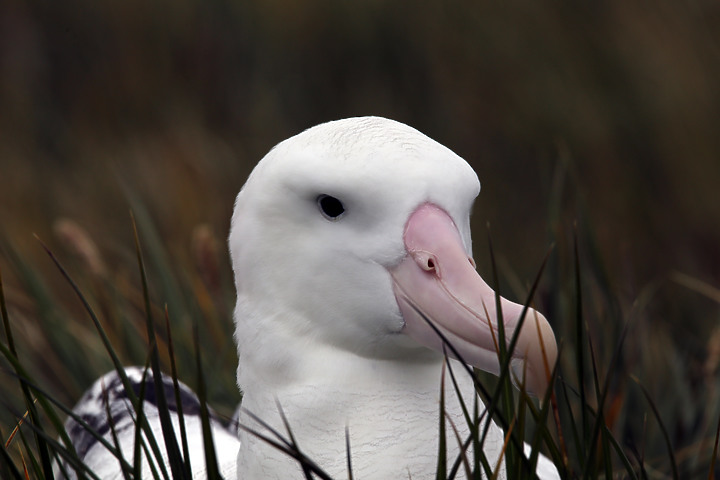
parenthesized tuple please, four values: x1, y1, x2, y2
(1, 203, 719, 479)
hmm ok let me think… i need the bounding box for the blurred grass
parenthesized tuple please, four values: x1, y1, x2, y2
(4, 200, 716, 477)
(1, 0, 720, 477)
(2, 0, 720, 280)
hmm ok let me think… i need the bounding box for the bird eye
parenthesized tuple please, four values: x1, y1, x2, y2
(317, 194, 345, 220)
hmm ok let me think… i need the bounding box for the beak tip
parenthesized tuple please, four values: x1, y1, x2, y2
(525, 313, 558, 398)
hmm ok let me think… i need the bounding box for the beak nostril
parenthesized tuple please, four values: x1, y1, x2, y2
(411, 251, 438, 273)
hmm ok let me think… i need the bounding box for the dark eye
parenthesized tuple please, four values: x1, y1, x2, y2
(317, 194, 345, 220)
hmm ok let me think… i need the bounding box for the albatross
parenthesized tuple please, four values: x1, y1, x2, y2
(59, 116, 559, 479)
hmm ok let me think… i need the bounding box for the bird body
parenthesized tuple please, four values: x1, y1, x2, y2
(60, 116, 559, 480)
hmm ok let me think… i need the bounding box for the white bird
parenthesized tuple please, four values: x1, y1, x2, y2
(59, 116, 559, 479)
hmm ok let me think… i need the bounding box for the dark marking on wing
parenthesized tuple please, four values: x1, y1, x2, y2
(61, 367, 227, 467)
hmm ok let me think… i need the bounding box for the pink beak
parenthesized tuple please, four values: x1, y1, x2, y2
(390, 204, 557, 396)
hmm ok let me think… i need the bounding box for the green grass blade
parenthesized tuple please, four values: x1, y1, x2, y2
(709, 412, 720, 480)
(472, 395, 491, 480)
(436, 360, 447, 480)
(192, 321, 223, 480)
(633, 378, 679, 480)
(131, 213, 188, 480)
(0, 264, 17, 359)
(166, 307, 193, 475)
(102, 376, 134, 480)
(483, 238, 553, 477)
(589, 335, 617, 480)
(485, 232, 516, 476)
(0, 260, 54, 478)
(582, 322, 630, 479)
(133, 364, 172, 480)
(445, 357, 474, 429)
(445, 358, 489, 479)
(603, 424, 638, 480)
(573, 228, 588, 456)
(132, 367, 148, 479)
(587, 334, 603, 477)
(525, 360, 561, 475)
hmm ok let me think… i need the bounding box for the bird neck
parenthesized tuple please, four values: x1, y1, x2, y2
(235, 328, 499, 478)
(232, 299, 506, 478)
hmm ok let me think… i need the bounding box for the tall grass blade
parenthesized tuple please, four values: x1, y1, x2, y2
(548, 373, 568, 473)
(525, 360, 562, 475)
(582, 322, 630, 479)
(484, 231, 517, 474)
(192, 321, 222, 480)
(603, 424, 638, 480)
(573, 228, 588, 457)
(166, 307, 192, 475)
(515, 380, 528, 480)
(132, 364, 170, 480)
(709, 412, 720, 480)
(446, 421, 473, 480)
(559, 379, 582, 474)
(633, 378, 679, 480)
(0, 264, 16, 357)
(131, 213, 189, 480)
(0, 261, 54, 478)
(102, 374, 134, 480)
(445, 356, 474, 430)
(472, 394, 489, 480)
(590, 336, 615, 479)
(239, 408, 293, 449)
(587, 335, 604, 477)
(491, 417, 515, 480)
(444, 358, 487, 479)
(436, 360, 447, 480)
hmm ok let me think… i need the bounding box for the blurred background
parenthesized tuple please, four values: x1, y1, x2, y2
(2, 0, 719, 284)
(1, 0, 719, 473)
